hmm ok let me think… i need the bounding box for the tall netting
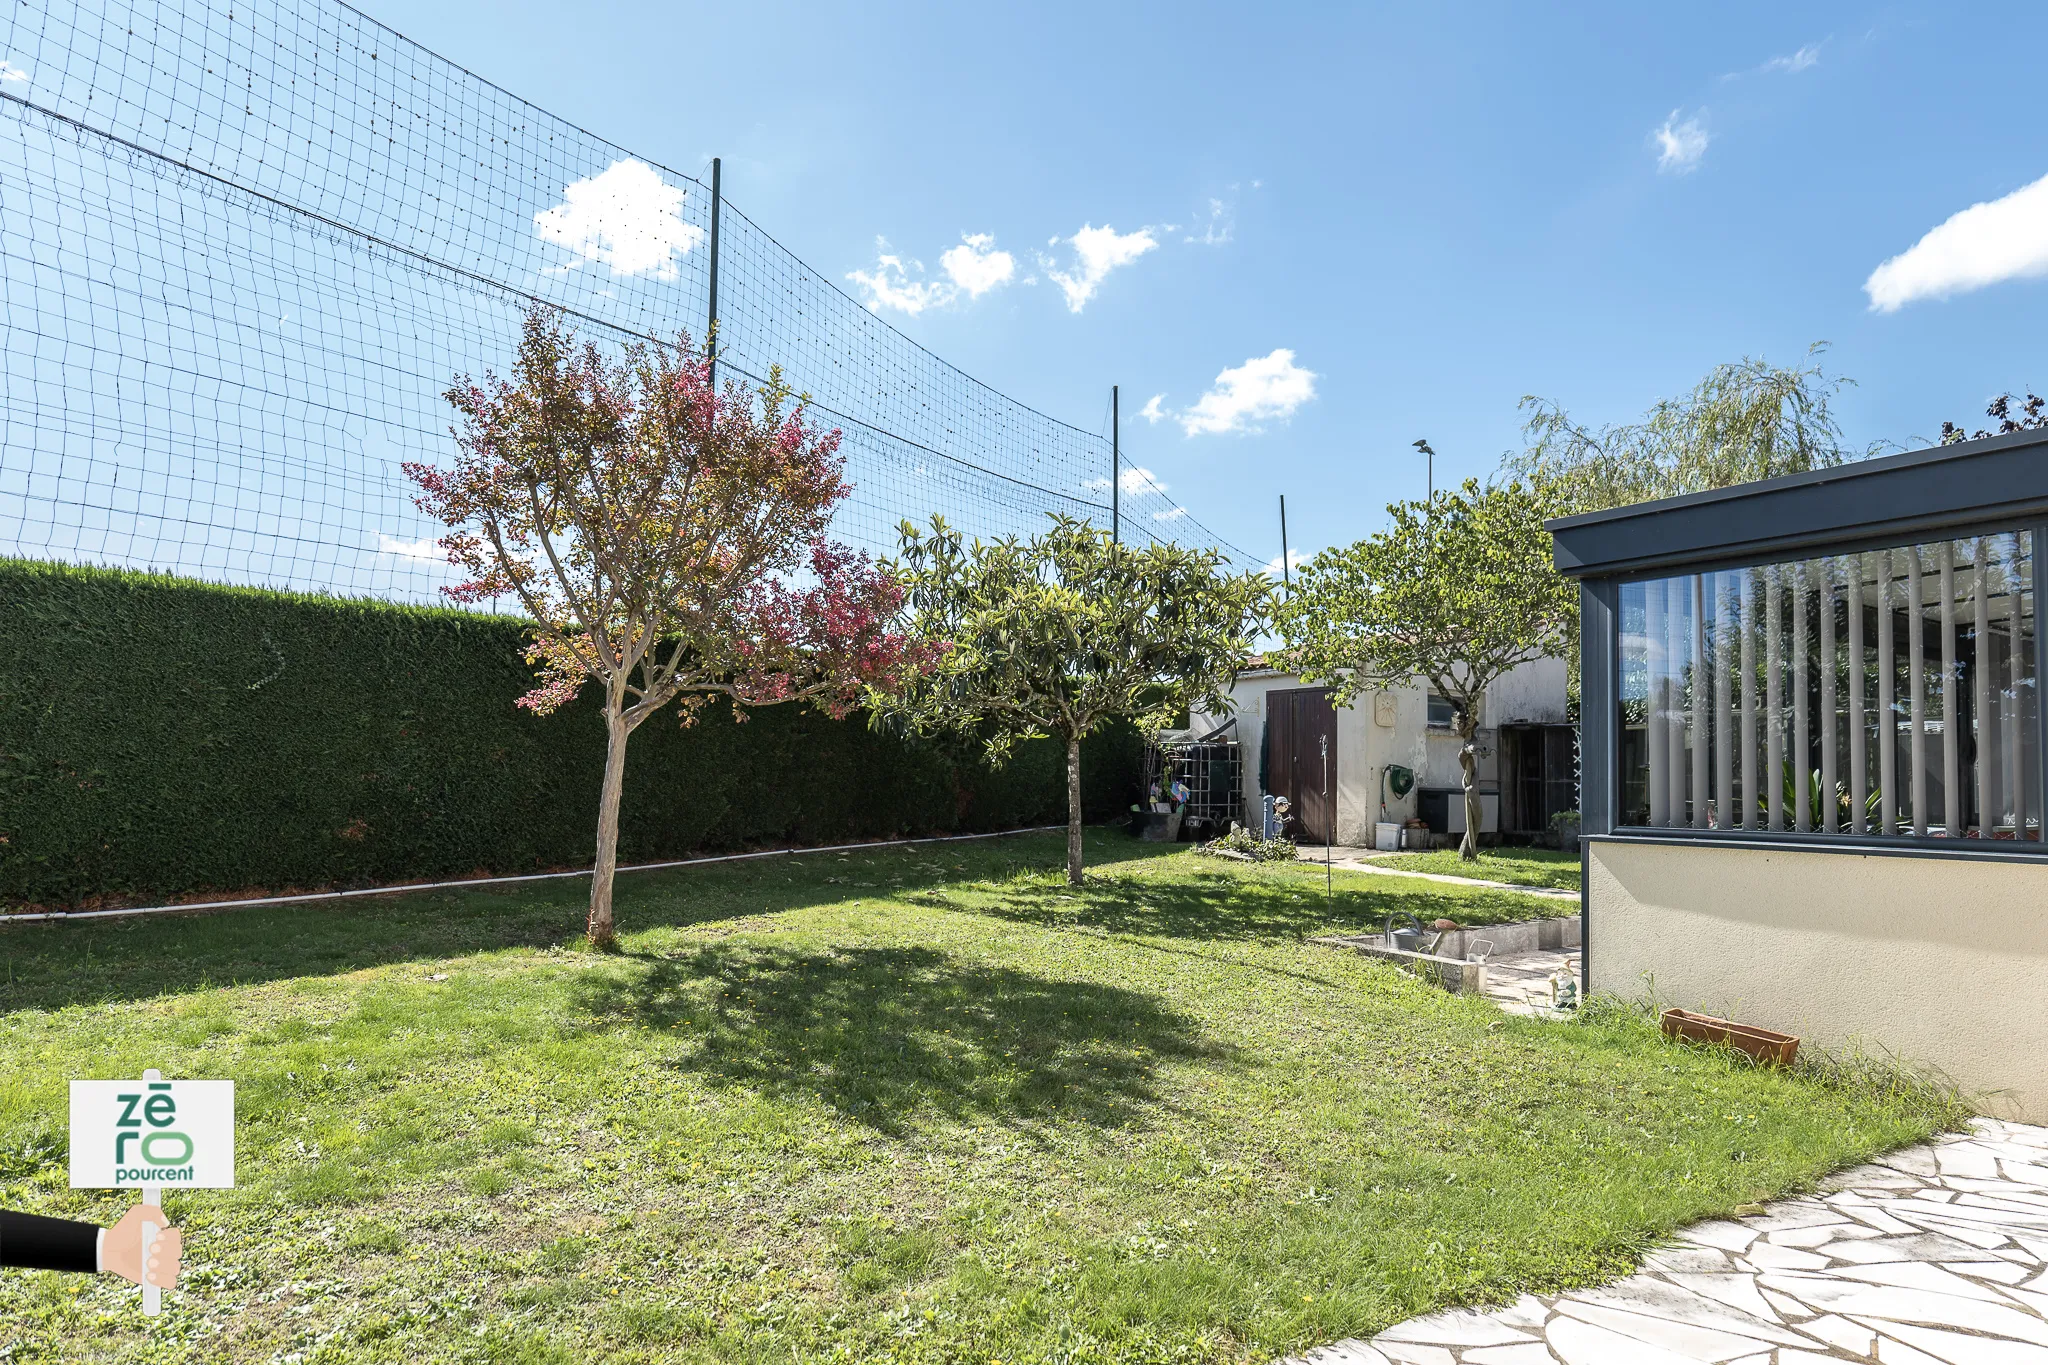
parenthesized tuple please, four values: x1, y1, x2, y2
(0, 0, 1253, 605)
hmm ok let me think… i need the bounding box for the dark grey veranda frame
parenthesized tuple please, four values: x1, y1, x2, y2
(1550, 430, 2048, 991)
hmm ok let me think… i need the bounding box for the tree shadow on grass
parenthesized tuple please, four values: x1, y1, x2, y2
(962, 864, 1544, 946)
(0, 842, 996, 1013)
(572, 941, 1233, 1136)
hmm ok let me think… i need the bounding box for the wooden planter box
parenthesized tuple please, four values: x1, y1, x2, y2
(1660, 1008, 1800, 1068)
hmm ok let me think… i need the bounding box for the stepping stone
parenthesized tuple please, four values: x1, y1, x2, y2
(1825, 1233, 2014, 1264)
(1752, 1203, 1847, 1232)
(1870, 1319, 2048, 1364)
(1493, 1295, 1552, 1332)
(1683, 1222, 1760, 1253)
(1646, 1248, 1736, 1274)
(1935, 1144, 2004, 1180)
(1570, 1281, 1810, 1347)
(1770, 1222, 1871, 1248)
(1661, 1273, 1785, 1323)
(1826, 1259, 2017, 1303)
(1747, 1242, 1832, 1271)
(1761, 1278, 2048, 1346)
(1545, 1314, 1716, 1365)
(1874, 1335, 1950, 1365)
(1552, 1299, 1780, 1360)
(1294, 1343, 1394, 1365)
(1463, 1347, 1561, 1365)
(1795, 1312, 1877, 1356)
(1379, 1310, 1536, 1347)
(1377, 1344, 1456, 1365)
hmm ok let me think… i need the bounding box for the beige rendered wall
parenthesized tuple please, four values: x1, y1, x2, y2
(1589, 840, 2048, 1120)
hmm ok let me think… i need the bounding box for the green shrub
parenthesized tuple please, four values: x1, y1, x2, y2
(0, 560, 1141, 908)
(1196, 825, 1297, 861)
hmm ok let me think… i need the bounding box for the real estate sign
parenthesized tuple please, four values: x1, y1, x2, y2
(69, 1078, 235, 1189)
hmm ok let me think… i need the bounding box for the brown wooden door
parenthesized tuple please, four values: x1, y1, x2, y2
(1267, 687, 1337, 844)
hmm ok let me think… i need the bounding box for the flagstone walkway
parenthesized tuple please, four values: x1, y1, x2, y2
(1286, 1119, 2048, 1365)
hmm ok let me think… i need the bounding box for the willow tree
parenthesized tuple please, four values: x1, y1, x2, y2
(882, 515, 1268, 884)
(407, 308, 924, 948)
(1510, 343, 1882, 515)
(1276, 479, 1574, 860)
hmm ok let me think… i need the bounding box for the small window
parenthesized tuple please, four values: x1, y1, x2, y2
(1427, 694, 1458, 730)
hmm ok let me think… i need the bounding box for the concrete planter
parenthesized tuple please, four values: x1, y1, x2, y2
(1309, 914, 1580, 997)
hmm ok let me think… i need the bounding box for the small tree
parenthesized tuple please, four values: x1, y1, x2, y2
(407, 308, 924, 948)
(1276, 479, 1573, 860)
(882, 515, 1268, 885)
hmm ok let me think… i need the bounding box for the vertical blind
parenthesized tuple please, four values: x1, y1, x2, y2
(1617, 531, 2039, 839)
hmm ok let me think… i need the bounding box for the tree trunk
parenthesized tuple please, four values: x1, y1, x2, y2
(587, 703, 632, 949)
(1066, 733, 1084, 886)
(1457, 715, 1481, 862)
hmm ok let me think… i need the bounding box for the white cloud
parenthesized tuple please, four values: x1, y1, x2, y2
(1762, 44, 1821, 74)
(1263, 548, 1307, 578)
(846, 240, 951, 315)
(0, 61, 27, 85)
(535, 159, 703, 280)
(938, 233, 1015, 298)
(1177, 349, 1317, 437)
(379, 534, 443, 563)
(1085, 466, 1167, 495)
(1139, 394, 1167, 424)
(850, 233, 1015, 313)
(1044, 223, 1157, 312)
(1865, 172, 2048, 312)
(1152, 506, 1188, 522)
(1186, 195, 1234, 246)
(1653, 111, 1710, 174)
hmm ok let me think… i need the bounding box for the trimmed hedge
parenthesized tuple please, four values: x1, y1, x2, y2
(0, 560, 1142, 909)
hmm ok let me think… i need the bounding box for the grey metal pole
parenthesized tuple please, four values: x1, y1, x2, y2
(1322, 732, 1332, 906)
(1279, 495, 1291, 595)
(1112, 385, 1120, 545)
(706, 157, 722, 389)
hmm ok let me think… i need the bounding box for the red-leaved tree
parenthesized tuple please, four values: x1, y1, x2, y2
(407, 308, 927, 948)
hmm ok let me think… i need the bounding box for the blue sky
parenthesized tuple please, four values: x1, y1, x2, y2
(350, 3, 2045, 568)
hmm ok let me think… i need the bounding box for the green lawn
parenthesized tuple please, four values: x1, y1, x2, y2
(0, 831, 1956, 1364)
(1358, 844, 1583, 891)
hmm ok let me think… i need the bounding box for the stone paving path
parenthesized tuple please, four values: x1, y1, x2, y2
(1285, 1119, 2048, 1365)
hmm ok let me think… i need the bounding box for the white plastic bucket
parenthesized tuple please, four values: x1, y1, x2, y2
(1374, 821, 1401, 852)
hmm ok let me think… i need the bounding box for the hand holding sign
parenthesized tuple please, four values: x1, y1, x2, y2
(70, 1069, 232, 1315)
(101, 1204, 182, 1290)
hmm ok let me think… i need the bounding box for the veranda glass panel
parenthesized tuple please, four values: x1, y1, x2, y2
(1616, 532, 2038, 839)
